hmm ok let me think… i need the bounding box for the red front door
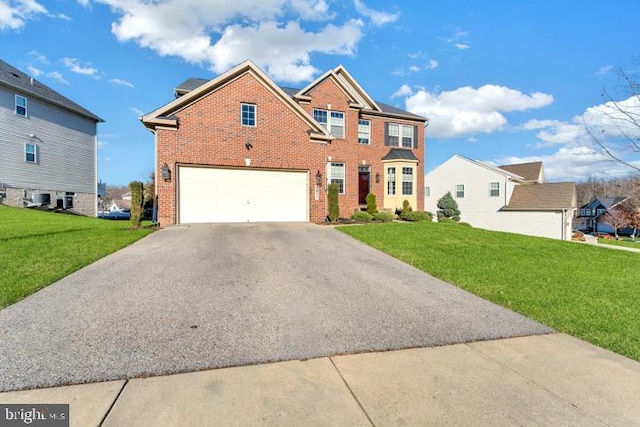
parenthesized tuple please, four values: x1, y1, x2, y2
(358, 170, 370, 205)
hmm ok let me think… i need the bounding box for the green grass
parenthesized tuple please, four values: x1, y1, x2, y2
(338, 221, 640, 361)
(0, 205, 153, 308)
(598, 237, 640, 249)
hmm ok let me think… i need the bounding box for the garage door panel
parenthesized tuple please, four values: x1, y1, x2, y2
(178, 167, 308, 223)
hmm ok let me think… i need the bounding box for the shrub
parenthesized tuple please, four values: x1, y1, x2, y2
(436, 192, 461, 222)
(328, 183, 340, 222)
(373, 212, 395, 222)
(365, 193, 378, 214)
(351, 211, 373, 222)
(402, 211, 431, 222)
(129, 180, 144, 229)
(401, 200, 412, 217)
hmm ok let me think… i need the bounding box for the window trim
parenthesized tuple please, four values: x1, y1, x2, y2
(25, 143, 37, 163)
(489, 182, 500, 197)
(358, 119, 371, 144)
(328, 162, 345, 194)
(240, 103, 256, 127)
(314, 108, 345, 138)
(401, 167, 413, 195)
(15, 95, 27, 116)
(456, 184, 465, 198)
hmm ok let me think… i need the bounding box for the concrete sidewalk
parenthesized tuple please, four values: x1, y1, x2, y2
(2, 334, 639, 426)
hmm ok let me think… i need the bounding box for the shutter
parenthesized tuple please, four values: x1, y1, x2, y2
(413, 125, 418, 149)
(384, 122, 389, 146)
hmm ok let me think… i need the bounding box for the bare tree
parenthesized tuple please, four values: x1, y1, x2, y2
(602, 208, 629, 239)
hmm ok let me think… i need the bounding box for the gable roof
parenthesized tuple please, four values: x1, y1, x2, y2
(580, 196, 627, 210)
(504, 182, 576, 210)
(429, 154, 524, 181)
(172, 68, 425, 123)
(498, 162, 543, 182)
(143, 60, 332, 142)
(0, 59, 103, 122)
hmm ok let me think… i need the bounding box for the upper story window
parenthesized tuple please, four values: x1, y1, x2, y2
(490, 182, 500, 197)
(241, 103, 256, 126)
(313, 109, 345, 138)
(402, 167, 413, 195)
(597, 208, 606, 215)
(329, 162, 345, 194)
(25, 143, 37, 163)
(385, 123, 416, 148)
(358, 119, 370, 144)
(15, 95, 27, 116)
(387, 167, 396, 195)
(425, 186, 431, 197)
(456, 184, 465, 198)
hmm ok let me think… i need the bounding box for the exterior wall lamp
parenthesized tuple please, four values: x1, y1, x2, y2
(161, 163, 172, 181)
(315, 170, 323, 186)
(375, 172, 381, 183)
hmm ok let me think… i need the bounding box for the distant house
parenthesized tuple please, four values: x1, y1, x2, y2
(424, 154, 576, 240)
(576, 197, 628, 233)
(0, 59, 103, 216)
(107, 199, 131, 212)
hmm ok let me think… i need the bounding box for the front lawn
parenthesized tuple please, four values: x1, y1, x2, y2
(338, 221, 640, 361)
(0, 206, 153, 308)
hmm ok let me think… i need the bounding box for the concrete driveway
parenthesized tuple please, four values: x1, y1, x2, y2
(0, 223, 551, 391)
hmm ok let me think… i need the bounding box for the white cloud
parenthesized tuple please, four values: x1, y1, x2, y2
(63, 57, 98, 76)
(130, 107, 144, 116)
(427, 59, 439, 69)
(403, 85, 554, 138)
(391, 84, 413, 98)
(467, 136, 478, 143)
(595, 65, 613, 77)
(47, 71, 69, 84)
(96, 0, 365, 83)
(0, 0, 47, 30)
(454, 43, 470, 50)
(109, 78, 134, 88)
(27, 65, 69, 84)
(439, 29, 470, 50)
(28, 50, 49, 64)
(27, 65, 43, 77)
(76, 0, 90, 7)
(353, 0, 398, 26)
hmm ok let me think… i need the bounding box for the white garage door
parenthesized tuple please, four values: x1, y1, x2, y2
(178, 167, 309, 223)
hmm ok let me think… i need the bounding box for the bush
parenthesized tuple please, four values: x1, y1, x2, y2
(351, 211, 373, 222)
(401, 200, 412, 217)
(373, 212, 395, 222)
(365, 193, 378, 214)
(436, 192, 461, 222)
(402, 211, 431, 222)
(328, 183, 340, 222)
(129, 180, 144, 229)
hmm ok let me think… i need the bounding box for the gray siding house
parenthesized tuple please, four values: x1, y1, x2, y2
(0, 59, 102, 216)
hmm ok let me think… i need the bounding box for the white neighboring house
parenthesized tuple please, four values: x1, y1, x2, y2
(424, 154, 577, 240)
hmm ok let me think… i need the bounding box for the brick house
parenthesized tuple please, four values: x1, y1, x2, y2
(142, 60, 426, 225)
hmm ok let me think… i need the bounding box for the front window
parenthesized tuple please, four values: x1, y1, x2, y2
(402, 167, 413, 195)
(387, 167, 396, 195)
(358, 119, 370, 144)
(15, 95, 27, 116)
(387, 123, 414, 148)
(314, 109, 344, 138)
(329, 162, 345, 194)
(241, 103, 256, 126)
(490, 182, 500, 197)
(456, 184, 465, 198)
(25, 143, 37, 163)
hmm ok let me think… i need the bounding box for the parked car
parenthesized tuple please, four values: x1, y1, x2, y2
(98, 210, 130, 220)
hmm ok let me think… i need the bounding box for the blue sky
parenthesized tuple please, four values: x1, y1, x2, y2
(2, 0, 639, 185)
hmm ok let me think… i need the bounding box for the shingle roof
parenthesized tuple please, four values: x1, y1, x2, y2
(498, 162, 543, 182)
(382, 148, 419, 161)
(173, 79, 424, 119)
(504, 182, 576, 210)
(0, 59, 103, 122)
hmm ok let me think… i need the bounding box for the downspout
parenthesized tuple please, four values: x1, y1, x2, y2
(94, 127, 98, 217)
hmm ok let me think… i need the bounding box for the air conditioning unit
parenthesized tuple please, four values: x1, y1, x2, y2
(32, 193, 51, 205)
